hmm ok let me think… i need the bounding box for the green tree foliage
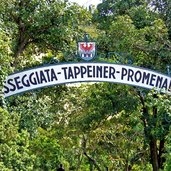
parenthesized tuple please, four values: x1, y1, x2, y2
(97, 15, 171, 71)
(95, 0, 171, 69)
(94, 0, 152, 30)
(30, 128, 62, 170)
(1, 0, 171, 170)
(0, 107, 35, 170)
(0, 0, 92, 67)
(137, 91, 171, 171)
(0, 27, 12, 107)
(50, 83, 148, 170)
(149, 0, 171, 39)
(55, 84, 171, 170)
(7, 93, 53, 137)
(95, 1, 171, 169)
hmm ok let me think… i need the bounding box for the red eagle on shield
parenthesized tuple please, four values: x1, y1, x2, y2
(78, 42, 96, 61)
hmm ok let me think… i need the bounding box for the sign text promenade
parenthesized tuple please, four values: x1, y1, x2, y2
(4, 63, 171, 97)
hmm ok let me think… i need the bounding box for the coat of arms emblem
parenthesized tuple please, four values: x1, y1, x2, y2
(78, 34, 96, 61)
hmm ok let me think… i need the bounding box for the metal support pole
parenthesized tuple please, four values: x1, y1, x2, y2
(84, 33, 89, 42)
(167, 65, 170, 76)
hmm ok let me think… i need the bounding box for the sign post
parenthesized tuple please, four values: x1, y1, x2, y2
(3, 34, 171, 98)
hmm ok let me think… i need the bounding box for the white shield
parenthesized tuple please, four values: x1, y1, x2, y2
(78, 42, 96, 61)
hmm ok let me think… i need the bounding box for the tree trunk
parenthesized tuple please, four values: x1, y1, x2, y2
(14, 38, 28, 58)
(76, 153, 83, 171)
(125, 160, 132, 171)
(89, 161, 93, 171)
(12, 18, 30, 67)
(150, 139, 159, 171)
(84, 152, 102, 171)
(138, 91, 161, 171)
(158, 139, 165, 169)
(82, 135, 102, 171)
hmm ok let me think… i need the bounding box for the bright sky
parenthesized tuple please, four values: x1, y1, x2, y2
(69, 0, 102, 7)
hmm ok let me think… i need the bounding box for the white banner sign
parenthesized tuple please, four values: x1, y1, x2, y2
(4, 62, 171, 97)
